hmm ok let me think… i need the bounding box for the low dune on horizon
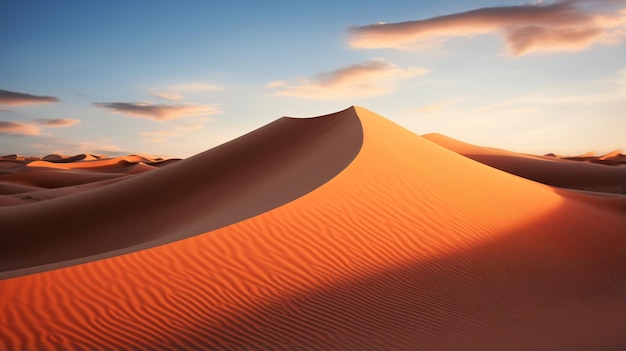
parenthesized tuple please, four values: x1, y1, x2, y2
(1, 106, 625, 350)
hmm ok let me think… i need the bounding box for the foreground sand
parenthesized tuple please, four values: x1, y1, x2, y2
(1, 107, 624, 350)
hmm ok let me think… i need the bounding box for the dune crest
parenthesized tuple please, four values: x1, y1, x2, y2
(1, 107, 624, 350)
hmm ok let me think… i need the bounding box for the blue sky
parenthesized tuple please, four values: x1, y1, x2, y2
(2, 0, 625, 157)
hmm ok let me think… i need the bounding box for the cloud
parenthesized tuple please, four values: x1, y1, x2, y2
(35, 118, 81, 128)
(151, 92, 184, 100)
(141, 124, 204, 143)
(166, 83, 223, 92)
(0, 121, 41, 136)
(0, 89, 60, 106)
(267, 59, 428, 99)
(149, 82, 223, 100)
(93, 102, 221, 121)
(265, 80, 288, 88)
(141, 130, 180, 143)
(350, 1, 626, 56)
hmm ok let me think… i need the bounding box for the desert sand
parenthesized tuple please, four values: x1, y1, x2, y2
(1, 107, 624, 350)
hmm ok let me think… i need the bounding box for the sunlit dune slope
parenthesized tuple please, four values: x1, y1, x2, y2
(1, 107, 624, 350)
(424, 133, 626, 194)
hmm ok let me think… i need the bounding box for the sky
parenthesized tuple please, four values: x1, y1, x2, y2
(1, 0, 625, 158)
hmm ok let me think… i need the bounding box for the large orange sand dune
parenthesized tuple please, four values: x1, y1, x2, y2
(1, 107, 624, 350)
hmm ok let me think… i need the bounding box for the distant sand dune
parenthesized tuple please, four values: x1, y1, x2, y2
(562, 150, 626, 166)
(0, 156, 181, 205)
(26, 158, 158, 173)
(0, 159, 27, 171)
(0, 167, 128, 189)
(424, 133, 626, 194)
(1, 107, 624, 350)
(0, 182, 43, 195)
(1, 177, 132, 205)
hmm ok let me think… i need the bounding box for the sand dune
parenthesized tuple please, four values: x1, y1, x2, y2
(0, 110, 362, 275)
(424, 133, 626, 194)
(599, 150, 623, 160)
(0, 159, 27, 173)
(0, 167, 128, 189)
(1, 107, 624, 350)
(0, 177, 132, 205)
(0, 155, 179, 206)
(0, 154, 40, 162)
(0, 182, 44, 195)
(26, 158, 158, 173)
(45, 153, 99, 163)
(544, 150, 626, 166)
(561, 150, 626, 166)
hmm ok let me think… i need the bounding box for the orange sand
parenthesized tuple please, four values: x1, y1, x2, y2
(1, 107, 624, 350)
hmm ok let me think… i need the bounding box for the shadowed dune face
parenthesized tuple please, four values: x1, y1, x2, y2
(0, 108, 363, 277)
(423, 133, 626, 194)
(0, 107, 624, 350)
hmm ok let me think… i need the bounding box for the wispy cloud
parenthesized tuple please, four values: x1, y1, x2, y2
(35, 118, 81, 127)
(93, 102, 221, 121)
(140, 130, 180, 143)
(0, 89, 60, 106)
(151, 92, 184, 100)
(267, 59, 428, 99)
(0, 121, 41, 136)
(0, 118, 80, 137)
(141, 124, 204, 143)
(166, 83, 223, 92)
(149, 82, 223, 100)
(266, 81, 287, 89)
(350, 1, 626, 56)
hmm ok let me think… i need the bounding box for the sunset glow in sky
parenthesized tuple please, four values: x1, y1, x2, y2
(2, 0, 625, 157)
